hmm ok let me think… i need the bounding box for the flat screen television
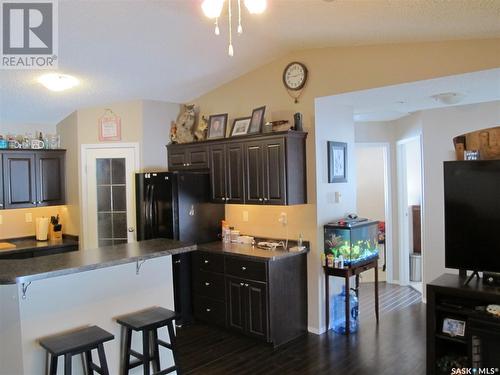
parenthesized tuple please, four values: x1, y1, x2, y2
(444, 160, 500, 273)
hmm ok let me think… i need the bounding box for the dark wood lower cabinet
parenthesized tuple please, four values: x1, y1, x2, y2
(192, 249, 307, 347)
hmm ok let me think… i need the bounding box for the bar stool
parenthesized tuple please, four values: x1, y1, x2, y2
(39, 325, 114, 375)
(116, 307, 180, 375)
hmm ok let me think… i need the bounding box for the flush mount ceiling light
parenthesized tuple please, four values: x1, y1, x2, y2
(201, 0, 267, 56)
(37, 73, 79, 92)
(431, 92, 466, 105)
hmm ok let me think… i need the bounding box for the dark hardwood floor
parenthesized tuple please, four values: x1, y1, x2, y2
(176, 282, 425, 375)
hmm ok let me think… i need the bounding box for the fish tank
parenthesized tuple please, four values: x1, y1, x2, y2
(324, 220, 379, 267)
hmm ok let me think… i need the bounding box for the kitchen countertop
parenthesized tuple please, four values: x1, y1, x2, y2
(197, 241, 308, 261)
(0, 238, 196, 285)
(0, 236, 79, 257)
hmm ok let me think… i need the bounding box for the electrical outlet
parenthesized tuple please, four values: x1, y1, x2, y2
(242, 211, 249, 222)
(25, 213, 33, 223)
(278, 212, 288, 225)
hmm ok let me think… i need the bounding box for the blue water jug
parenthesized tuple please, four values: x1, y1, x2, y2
(332, 285, 359, 334)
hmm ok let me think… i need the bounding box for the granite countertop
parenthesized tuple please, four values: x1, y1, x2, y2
(197, 241, 308, 261)
(0, 236, 79, 256)
(0, 238, 196, 285)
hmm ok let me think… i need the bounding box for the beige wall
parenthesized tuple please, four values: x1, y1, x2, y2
(191, 38, 500, 332)
(0, 206, 65, 240)
(356, 145, 386, 221)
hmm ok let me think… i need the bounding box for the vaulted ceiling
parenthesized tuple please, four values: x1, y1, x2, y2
(1, 0, 499, 125)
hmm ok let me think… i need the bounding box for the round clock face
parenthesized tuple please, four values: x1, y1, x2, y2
(283, 62, 308, 91)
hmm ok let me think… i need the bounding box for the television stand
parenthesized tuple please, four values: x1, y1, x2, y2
(463, 271, 480, 286)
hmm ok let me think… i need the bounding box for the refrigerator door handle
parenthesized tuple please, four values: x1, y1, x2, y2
(144, 184, 152, 239)
(151, 184, 159, 237)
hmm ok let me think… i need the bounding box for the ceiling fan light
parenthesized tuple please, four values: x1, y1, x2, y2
(244, 0, 267, 14)
(37, 73, 79, 92)
(202, 0, 224, 19)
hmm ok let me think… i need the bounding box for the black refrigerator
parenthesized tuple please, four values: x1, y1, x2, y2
(135, 171, 224, 325)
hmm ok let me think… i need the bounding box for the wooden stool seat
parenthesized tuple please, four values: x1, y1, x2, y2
(39, 325, 114, 375)
(116, 307, 180, 375)
(117, 307, 177, 331)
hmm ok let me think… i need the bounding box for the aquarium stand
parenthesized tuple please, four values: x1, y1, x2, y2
(324, 257, 380, 335)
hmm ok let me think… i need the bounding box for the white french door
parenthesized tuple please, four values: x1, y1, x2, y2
(82, 144, 139, 249)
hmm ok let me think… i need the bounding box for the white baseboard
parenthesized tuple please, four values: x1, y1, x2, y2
(308, 326, 323, 335)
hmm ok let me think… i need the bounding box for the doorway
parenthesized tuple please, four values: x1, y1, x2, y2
(396, 136, 423, 293)
(355, 143, 393, 283)
(81, 143, 140, 249)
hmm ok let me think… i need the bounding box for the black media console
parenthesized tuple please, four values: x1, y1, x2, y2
(427, 274, 500, 374)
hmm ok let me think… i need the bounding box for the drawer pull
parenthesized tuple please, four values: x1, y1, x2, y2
(204, 260, 209, 264)
(241, 266, 246, 271)
(206, 308, 211, 312)
(205, 282, 210, 286)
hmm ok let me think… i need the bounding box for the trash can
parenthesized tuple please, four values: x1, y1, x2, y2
(410, 253, 422, 282)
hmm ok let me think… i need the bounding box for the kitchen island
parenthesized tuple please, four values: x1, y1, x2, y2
(0, 238, 196, 375)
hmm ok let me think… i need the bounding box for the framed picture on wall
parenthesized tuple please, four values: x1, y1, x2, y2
(328, 141, 347, 183)
(99, 109, 121, 141)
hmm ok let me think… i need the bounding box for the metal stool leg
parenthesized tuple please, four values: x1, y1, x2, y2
(97, 343, 110, 375)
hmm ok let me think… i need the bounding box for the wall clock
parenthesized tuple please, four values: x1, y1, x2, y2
(283, 62, 308, 103)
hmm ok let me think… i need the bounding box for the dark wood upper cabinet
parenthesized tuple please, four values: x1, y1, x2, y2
(167, 144, 209, 170)
(167, 131, 307, 205)
(0, 150, 66, 209)
(225, 143, 245, 204)
(2, 152, 37, 209)
(209, 144, 226, 203)
(36, 151, 65, 206)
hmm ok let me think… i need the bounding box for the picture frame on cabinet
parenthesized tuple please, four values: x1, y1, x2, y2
(248, 106, 266, 134)
(442, 317, 466, 337)
(328, 141, 347, 183)
(207, 113, 228, 139)
(230, 117, 252, 137)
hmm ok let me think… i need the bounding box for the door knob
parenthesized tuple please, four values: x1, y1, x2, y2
(128, 227, 135, 232)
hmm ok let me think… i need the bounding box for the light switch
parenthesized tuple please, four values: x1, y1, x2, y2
(335, 192, 342, 203)
(242, 211, 249, 222)
(25, 213, 33, 223)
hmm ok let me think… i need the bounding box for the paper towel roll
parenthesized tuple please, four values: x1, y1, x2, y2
(36, 217, 49, 241)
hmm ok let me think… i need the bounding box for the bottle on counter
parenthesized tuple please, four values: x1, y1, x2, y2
(222, 222, 231, 244)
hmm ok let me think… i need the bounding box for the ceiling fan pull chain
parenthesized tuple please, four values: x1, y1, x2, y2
(228, 0, 234, 56)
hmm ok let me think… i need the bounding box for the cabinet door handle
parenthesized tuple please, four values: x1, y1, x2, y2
(258, 198, 263, 202)
(205, 282, 210, 286)
(32, 201, 37, 205)
(245, 284, 249, 287)
(221, 197, 225, 201)
(241, 266, 246, 271)
(0, 203, 3, 207)
(174, 260, 181, 264)
(204, 260, 209, 264)
(240, 282, 244, 286)
(206, 308, 211, 312)
(263, 198, 268, 201)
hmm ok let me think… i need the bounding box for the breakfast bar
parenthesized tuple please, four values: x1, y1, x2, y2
(0, 238, 196, 375)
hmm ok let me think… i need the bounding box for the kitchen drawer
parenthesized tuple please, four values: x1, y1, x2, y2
(225, 256, 267, 282)
(194, 251, 224, 273)
(193, 295, 226, 326)
(193, 270, 225, 300)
